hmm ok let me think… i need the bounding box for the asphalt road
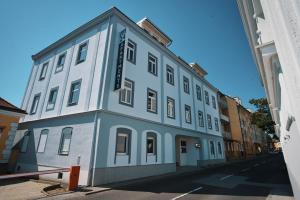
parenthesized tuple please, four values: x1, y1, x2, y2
(75, 154, 293, 200)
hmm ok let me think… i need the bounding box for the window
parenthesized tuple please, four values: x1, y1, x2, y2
(116, 133, 129, 154)
(127, 39, 136, 64)
(166, 65, 174, 85)
(46, 87, 58, 111)
(37, 129, 48, 153)
(196, 85, 202, 101)
(218, 142, 222, 155)
(58, 127, 72, 155)
(183, 76, 190, 94)
(212, 96, 216, 109)
(56, 53, 66, 72)
(39, 62, 48, 80)
(167, 97, 175, 119)
(147, 89, 157, 113)
(210, 141, 215, 155)
(214, 117, 219, 131)
(198, 111, 204, 127)
(148, 53, 158, 76)
(21, 131, 30, 153)
(185, 105, 192, 124)
(119, 79, 134, 107)
(205, 90, 209, 105)
(147, 133, 156, 155)
(207, 114, 212, 129)
(30, 94, 40, 115)
(76, 42, 88, 64)
(68, 80, 81, 106)
(180, 140, 187, 153)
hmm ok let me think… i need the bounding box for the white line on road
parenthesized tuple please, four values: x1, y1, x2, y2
(171, 186, 203, 200)
(220, 174, 234, 181)
(241, 168, 251, 172)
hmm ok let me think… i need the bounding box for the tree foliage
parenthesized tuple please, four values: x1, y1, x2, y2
(249, 98, 275, 134)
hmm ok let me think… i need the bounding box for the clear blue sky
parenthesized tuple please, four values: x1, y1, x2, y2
(0, 0, 265, 109)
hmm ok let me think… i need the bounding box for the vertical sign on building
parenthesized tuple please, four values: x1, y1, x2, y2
(114, 28, 127, 90)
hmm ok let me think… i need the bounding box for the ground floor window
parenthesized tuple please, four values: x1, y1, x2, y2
(58, 127, 72, 155)
(147, 133, 156, 155)
(180, 140, 187, 153)
(116, 133, 129, 154)
(21, 131, 30, 153)
(37, 129, 48, 153)
(210, 141, 215, 156)
(218, 142, 222, 155)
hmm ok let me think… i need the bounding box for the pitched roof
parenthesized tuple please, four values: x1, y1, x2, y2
(0, 97, 27, 114)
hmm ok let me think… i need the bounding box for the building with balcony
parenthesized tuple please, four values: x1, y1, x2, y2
(237, 1, 300, 197)
(15, 7, 225, 186)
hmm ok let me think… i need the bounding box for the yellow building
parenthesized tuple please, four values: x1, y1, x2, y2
(0, 97, 26, 173)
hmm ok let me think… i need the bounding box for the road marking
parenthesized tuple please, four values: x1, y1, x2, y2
(241, 168, 250, 172)
(220, 174, 234, 181)
(254, 164, 260, 167)
(171, 186, 203, 200)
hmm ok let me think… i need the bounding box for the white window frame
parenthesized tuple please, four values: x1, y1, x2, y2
(39, 62, 48, 80)
(68, 80, 81, 106)
(30, 93, 40, 115)
(185, 105, 192, 124)
(167, 97, 175, 119)
(58, 127, 72, 155)
(196, 85, 202, 101)
(166, 65, 174, 85)
(56, 52, 66, 72)
(37, 129, 48, 153)
(147, 136, 156, 155)
(147, 88, 157, 113)
(116, 133, 129, 155)
(207, 114, 212, 129)
(76, 41, 88, 64)
(127, 39, 136, 64)
(148, 53, 158, 76)
(198, 111, 204, 127)
(183, 76, 190, 94)
(46, 87, 58, 111)
(119, 79, 134, 107)
(205, 90, 209, 105)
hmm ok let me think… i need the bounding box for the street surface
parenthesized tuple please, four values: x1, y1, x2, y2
(64, 154, 293, 200)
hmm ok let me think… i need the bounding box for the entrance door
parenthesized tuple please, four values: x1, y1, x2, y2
(180, 140, 187, 166)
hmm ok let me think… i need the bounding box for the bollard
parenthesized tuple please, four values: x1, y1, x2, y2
(68, 166, 80, 191)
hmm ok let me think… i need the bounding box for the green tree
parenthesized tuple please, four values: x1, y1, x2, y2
(249, 98, 275, 134)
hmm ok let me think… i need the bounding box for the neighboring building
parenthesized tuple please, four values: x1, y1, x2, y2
(16, 7, 224, 186)
(237, 1, 300, 198)
(252, 125, 267, 154)
(0, 97, 26, 173)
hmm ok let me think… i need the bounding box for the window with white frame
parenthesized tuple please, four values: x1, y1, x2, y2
(212, 96, 216, 109)
(183, 76, 190, 94)
(147, 89, 157, 113)
(147, 133, 156, 155)
(218, 142, 222, 155)
(198, 111, 204, 127)
(207, 114, 212, 129)
(56, 52, 66, 72)
(21, 131, 30, 153)
(30, 94, 40, 115)
(205, 90, 209, 105)
(39, 62, 48, 80)
(58, 127, 72, 155)
(37, 129, 48, 153)
(214, 117, 219, 131)
(68, 80, 81, 106)
(181, 140, 187, 153)
(148, 53, 158, 76)
(167, 97, 175, 119)
(46, 87, 58, 111)
(127, 39, 136, 64)
(210, 141, 215, 155)
(76, 42, 88, 64)
(119, 79, 134, 106)
(166, 65, 174, 85)
(116, 132, 129, 154)
(196, 85, 202, 101)
(185, 105, 192, 124)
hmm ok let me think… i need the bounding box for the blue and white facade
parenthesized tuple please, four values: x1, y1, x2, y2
(16, 7, 225, 186)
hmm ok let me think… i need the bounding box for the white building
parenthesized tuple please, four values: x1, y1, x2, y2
(16, 7, 224, 186)
(237, 1, 300, 199)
